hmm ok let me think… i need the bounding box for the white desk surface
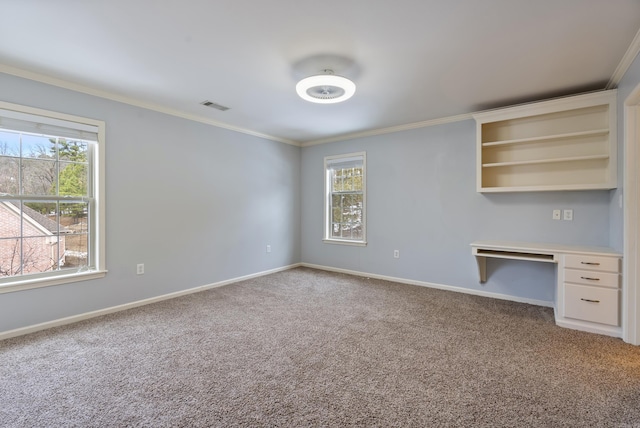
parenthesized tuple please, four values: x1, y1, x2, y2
(471, 240, 621, 257)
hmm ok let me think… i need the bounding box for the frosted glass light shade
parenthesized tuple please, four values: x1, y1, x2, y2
(296, 74, 356, 104)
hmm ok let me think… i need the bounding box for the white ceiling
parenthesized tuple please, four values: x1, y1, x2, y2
(1, 0, 640, 145)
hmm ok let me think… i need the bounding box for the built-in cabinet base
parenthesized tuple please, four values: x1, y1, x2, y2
(472, 241, 622, 337)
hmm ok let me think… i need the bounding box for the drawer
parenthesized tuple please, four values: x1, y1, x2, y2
(564, 254, 620, 272)
(564, 283, 619, 326)
(564, 269, 620, 288)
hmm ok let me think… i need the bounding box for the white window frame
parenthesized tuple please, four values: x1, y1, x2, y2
(323, 152, 367, 246)
(0, 101, 106, 293)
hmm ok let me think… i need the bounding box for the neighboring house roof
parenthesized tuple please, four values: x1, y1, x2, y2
(1, 202, 70, 235)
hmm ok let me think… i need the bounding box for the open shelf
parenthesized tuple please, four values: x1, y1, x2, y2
(474, 91, 617, 192)
(482, 154, 609, 168)
(481, 128, 609, 147)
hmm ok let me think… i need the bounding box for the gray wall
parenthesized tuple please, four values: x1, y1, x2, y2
(301, 120, 612, 303)
(0, 73, 301, 332)
(610, 51, 640, 251)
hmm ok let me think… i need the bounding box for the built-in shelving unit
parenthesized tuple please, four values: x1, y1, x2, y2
(474, 91, 617, 192)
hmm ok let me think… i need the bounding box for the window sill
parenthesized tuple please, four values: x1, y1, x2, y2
(323, 239, 367, 247)
(0, 270, 107, 294)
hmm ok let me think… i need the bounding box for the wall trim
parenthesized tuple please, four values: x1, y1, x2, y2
(0, 263, 302, 341)
(608, 27, 640, 89)
(301, 262, 554, 308)
(623, 82, 640, 346)
(0, 64, 300, 147)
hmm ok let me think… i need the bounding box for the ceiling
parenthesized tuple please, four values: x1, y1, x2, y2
(1, 1, 640, 145)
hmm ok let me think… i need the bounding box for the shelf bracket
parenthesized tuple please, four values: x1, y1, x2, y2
(476, 256, 487, 283)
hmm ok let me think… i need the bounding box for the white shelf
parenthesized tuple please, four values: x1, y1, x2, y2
(474, 91, 617, 192)
(482, 154, 609, 168)
(481, 128, 609, 147)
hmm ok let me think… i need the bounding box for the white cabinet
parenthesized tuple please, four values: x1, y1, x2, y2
(474, 90, 617, 192)
(471, 241, 622, 337)
(563, 284, 619, 326)
(558, 253, 621, 334)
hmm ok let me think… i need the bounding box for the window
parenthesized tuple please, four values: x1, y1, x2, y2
(324, 152, 366, 245)
(0, 101, 105, 293)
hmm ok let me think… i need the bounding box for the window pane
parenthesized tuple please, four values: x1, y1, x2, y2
(332, 207, 342, 223)
(59, 201, 88, 270)
(21, 134, 55, 159)
(331, 170, 342, 192)
(22, 236, 57, 274)
(22, 202, 57, 237)
(58, 140, 88, 162)
(331, 223, 341, 238)
(351, 223, 363, 240)
(0, 202, 22, 276)
(0, 131, 21, 195)
(0, 237, 21, 276)
(58, 161, 88, 197)
(0, 130, 20, 156)
(353, 168, 363, 191)
(343, 169, 352, 191)
(22, 158, 56, 196)
(332, 193, 341, 208)
(0, 201, 21, 239)
(0, 156, 19, 194)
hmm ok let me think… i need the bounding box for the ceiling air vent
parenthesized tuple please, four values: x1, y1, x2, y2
(200, 100, 230, 111)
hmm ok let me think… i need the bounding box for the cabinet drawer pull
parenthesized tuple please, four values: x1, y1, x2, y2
(580, 261, 600, 266)
(580, 276, 600, 281)
(580, 298, 600, 303)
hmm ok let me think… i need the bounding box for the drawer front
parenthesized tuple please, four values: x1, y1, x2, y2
(564, 254, 620, 272)
(564, 269, 620, 288)
(564, 283, 619, 326)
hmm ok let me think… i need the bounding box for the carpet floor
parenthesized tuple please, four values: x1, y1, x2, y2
(1, 267, 639, 427)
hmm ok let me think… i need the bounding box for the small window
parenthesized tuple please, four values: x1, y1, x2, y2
(324, 152, 366, 245)
(0, 101, 105, 293)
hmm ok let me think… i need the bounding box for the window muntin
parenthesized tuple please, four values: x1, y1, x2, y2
(324, 152, 366, 245)
(0, 102, 105, 292)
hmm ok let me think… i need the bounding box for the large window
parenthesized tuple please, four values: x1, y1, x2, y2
(0, 101, 105, 293)
(324, 152, 366, 245)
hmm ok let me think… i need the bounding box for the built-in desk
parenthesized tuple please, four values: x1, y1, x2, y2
(471, 241, 622, 337)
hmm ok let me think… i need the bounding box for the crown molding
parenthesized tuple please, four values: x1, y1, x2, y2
(607, 26, 640, 89)
(301, 113, 474, 147)
(0, 64, 300, 147)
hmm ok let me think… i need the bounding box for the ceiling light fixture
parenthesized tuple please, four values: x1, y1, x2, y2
(296, 70, 356, 104)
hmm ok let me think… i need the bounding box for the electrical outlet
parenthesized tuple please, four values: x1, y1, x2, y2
(393, 250, 400, 259)
(563, 209, 573, 221)
(266, 245, 271, 253)
(137, 263, 144, 275)
(552, 209, 561, 220)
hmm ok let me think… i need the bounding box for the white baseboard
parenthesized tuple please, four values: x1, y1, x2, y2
(301, 263, 555, 308)
(554, 318, 622, 338)
(0, 263, 303, 341)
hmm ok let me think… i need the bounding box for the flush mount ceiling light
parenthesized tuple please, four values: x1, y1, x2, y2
(296, 70, 356, 104)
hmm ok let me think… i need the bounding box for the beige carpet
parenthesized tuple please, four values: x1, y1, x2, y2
(1, 267, 639, 427)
